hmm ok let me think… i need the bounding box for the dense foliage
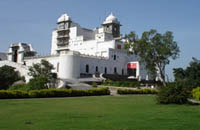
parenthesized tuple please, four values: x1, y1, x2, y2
(27, 76, 48, 90)
(8, 76, 48, 91)
(0, 90, 29, 99)
(92, 82, 97, 87)
(102, 80, 140, 88)
(28, 59, 57, 88)
(0, 65, 21, 90)
(117, 88, 157, 95)
(173, 58, 200, 89)
(9, 83, 29, 91)
(125, 30, 180, 85)
(157, 82, 191, 104)
(0, 88, 110, 99)
(192, 87, 200, 101)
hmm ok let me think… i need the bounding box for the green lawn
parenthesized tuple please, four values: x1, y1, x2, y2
(0, 95, 200, 130)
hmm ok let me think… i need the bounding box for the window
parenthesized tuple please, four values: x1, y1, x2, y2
(57, 63, 59, 72)
(114, 67, 117, 74)
(96, 66, 98, 72)
(86, 64, 89, 73)
(122, 69, 124, 75)
(104, 67, 107, 74)
(114, 55, 116, 60)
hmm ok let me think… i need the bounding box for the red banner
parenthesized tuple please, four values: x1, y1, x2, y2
(127, 63, 137, 69)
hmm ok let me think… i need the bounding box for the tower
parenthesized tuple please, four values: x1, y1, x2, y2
(7, 43, 36, 63)
(102, 13, 121, 38)
(56, 14, 71, 47)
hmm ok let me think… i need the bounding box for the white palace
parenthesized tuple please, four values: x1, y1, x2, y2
(0, 13, 156, 85)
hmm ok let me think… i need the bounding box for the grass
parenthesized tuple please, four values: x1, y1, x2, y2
(0, 95, 200, 130)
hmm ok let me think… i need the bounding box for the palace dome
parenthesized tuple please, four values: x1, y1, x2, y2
(103, 13, 120, 24)
(57, 14, 71, 23)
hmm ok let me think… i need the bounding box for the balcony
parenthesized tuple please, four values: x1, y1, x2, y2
(57, 41, 69, 46)
(57, 34, 69, 39)
(57, 28, 70, 33)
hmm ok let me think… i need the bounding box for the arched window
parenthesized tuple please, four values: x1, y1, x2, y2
(86, 64, 89, 73)
(104, 67, 107, 74)
(114, 67, 117, 74)
(96, 66, 98, 72)
(114, 55, 116, 60)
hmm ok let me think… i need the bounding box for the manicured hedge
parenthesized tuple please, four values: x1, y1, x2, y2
(0, 90, 29, 99)
(192, 87, 200, 101)
(0, 88, 110, 99)
(117, 88, 158, 95)
(102, 80, 140, 88)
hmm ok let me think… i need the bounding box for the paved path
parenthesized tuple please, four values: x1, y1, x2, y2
(98, 86, 129, 96)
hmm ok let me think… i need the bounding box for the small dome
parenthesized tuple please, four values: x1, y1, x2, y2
(57, 13, 71, 23)
(103, 12, 120, 24)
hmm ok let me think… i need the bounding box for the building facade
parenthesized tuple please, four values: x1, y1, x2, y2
(0, 13, 151, 83)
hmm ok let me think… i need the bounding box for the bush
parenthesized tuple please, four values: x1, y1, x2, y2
(0, 65, 21, 90)
(0, 90, 29, 99)
(102, 80, 140, 88)
(117, 88, 158, 95)
(9, 83, 29, 91)
(192, 87, 200, 101)
(157, 82, 191, 104)
(29, 88, 110, 98)
(92, 82, 97, 88)
(29, 89, 70, 98)
(28, 76, 48, 90)
(0, 88, 110, 99)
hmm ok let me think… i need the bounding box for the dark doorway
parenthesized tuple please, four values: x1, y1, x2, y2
(127, 68, 136, 77)
(13, 50, 18, 62)
(122, 69, 124, 75)
(114, 67, 117, 74)
(104, 67, 107, 74)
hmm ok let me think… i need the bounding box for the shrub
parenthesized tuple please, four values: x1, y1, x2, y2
(157, 82, 191, 104)
(192, 87, 200, 101)
(0, 88, 110, 99)
(0, 90, 29, 99)
(29, 89, 70, 98)
(0, 65, 21, 90)
(28, 76, 48, 90)
(9, 83, 30, 91)
(29, 88, 110, 98)
(102, 80, 140, 88)
(92, 82, 97, 88)
(117, 88, 158, 95)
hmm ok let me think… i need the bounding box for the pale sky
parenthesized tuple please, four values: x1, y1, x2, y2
(0, 0, 200, 80)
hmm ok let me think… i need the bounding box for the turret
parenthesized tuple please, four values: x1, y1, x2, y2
(57, 14, 71, 47)
(102, 13, 121, 38)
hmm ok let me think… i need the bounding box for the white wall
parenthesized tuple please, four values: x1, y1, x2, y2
(51, 30, 58, 55)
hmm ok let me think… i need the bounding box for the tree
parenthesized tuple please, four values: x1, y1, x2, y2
(125, 29, 180, 86)
(27, 76, 48, 90)
(173, 58, 200, 89)
(0, 65, 21, 90)
(173, 68, 185, 81)
(28, 59, 57, 88)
